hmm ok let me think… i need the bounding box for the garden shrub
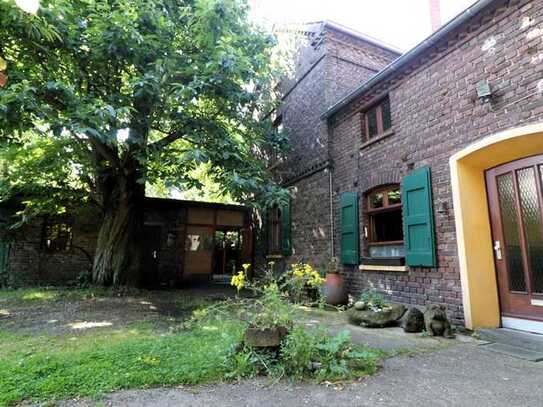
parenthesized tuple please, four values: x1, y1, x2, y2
(358, 289, 387, 311)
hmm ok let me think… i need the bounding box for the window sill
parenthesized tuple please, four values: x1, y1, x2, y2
(360, 130, 395, 151)
(266, 254, 284, 259)
(359, 264, 408, 272)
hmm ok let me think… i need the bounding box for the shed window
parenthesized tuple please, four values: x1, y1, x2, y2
(367, 185, 404, 258)
(42, 221, 73, 252)
(362, 97, 392, 141)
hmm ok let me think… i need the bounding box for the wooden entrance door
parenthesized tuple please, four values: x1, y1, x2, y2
(142, 225, 162, 287)
(184, 225, 214, 280)
(486, 155, 543, 326)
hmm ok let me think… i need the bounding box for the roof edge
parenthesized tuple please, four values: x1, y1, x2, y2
(322, 0, 503, 120)
(321, 20, 404, 55)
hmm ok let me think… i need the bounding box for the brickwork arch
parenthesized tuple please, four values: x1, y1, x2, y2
(359, 169, 401, 193)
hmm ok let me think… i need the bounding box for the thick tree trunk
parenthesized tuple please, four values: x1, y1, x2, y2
(92, 167, 145, 287)
(91, 98, 150, 287)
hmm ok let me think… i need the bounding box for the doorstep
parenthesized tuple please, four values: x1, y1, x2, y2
(478, 328, 543, 362)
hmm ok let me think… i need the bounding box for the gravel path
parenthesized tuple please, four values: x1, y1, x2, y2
(58, 343, 543, 407)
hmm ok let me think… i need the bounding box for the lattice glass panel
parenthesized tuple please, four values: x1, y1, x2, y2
(497, 173, 527, 292)
(518, 167, 543, 294)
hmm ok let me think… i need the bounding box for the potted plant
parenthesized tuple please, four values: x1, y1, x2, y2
(324, 258, 347, 305)
(232, 264, 294, 348)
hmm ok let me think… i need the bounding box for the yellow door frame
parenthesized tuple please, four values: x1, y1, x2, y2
(450, 122, 543, 329)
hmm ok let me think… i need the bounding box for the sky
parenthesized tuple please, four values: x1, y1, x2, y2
(249, 0, 478, 52)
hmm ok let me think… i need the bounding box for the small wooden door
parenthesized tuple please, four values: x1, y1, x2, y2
(142, 225, 162, 287)
(184, 225, 214, 279)
(486, 155, 543, 324)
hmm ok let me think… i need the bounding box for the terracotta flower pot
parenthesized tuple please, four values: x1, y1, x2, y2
(324, 272, 347, 305)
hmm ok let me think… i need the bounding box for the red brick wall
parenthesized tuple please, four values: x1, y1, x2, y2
(4, 205, 188, 287)
(277, 25, 400, 273)
(328, 0, 543, 324)
(6, 212, 98, 286)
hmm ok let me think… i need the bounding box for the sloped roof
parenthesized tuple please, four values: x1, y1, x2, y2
(322, 0, 502, 119)
(318, 20, 403, 55)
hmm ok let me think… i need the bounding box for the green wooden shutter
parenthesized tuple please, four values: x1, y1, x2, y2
(281, 200, 292, 256)
(340, 192, 359, 265)
(401, 166, 436, 267)
(0, 208, 8, 283)
(0, 242, 8, 281)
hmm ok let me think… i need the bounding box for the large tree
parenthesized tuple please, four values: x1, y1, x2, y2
(0, 0, 288, 286)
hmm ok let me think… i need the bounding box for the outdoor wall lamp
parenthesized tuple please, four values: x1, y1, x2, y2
(476, 80, 493, 104)
(437, 201, 449, 216)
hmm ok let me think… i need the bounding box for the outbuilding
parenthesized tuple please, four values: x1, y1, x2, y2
(0, 198, 253, 287)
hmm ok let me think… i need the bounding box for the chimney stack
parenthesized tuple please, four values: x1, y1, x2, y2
(429, 0, 442, 32)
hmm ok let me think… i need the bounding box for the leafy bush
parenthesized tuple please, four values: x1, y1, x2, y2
(249, 282, 295, 329)
(281, 326, 380, 382)
(285, 262, 325, 304)
(359, 289, 387, 311)
(222, 324, 381, 383)
(224, 264, 382, 383)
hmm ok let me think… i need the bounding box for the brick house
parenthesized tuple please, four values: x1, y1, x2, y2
(271, 0, 543, 334)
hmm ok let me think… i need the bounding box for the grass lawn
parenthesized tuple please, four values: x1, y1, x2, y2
(0, 287, 243, 406)
(0, 320, 243, 406)
(0, 287, 383, 406)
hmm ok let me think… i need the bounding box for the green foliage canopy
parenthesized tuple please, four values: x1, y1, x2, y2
(0, 0, 289, 221)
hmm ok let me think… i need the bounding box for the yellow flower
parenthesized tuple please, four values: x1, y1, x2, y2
(230, 271, 245, 291)
(242, 263, 251, 272)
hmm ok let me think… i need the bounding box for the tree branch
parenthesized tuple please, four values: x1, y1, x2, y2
(148, 131, 188, 150)
(87, 136, 120, 167)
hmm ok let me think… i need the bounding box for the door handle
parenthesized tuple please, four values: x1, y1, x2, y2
(153, 250, 158, 259)
(493, 240, 502, 260)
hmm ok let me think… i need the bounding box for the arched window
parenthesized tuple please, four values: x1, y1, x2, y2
(366, 185, 404, 258)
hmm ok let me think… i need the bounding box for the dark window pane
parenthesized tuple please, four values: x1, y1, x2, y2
(381, 98, 391, 131)
(370, 192, 384, 208)
(497, 173, 527, 292)
(267, 207, 282, 254)
(43, 222, 72, 251)
(366, 108, 378, 139)
(387, 188, 401, 205)
(371, 209, 403, 242)
(518, 167, 543, 294)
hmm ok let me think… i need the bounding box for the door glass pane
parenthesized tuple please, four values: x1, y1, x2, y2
(497, 173, 527, 292)
(518, 167, 543, 294)
(532, 164, 543, 294)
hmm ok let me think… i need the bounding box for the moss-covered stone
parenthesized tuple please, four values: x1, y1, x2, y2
(348, 304, 406, 328)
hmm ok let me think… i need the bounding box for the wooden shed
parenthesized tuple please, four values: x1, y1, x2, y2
(0, 198, 254, 288)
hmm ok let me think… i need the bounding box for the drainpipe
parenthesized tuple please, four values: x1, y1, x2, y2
(328, 167, 334, 259)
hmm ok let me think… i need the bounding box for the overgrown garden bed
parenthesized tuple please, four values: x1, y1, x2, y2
(0, 267, 384, 406)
